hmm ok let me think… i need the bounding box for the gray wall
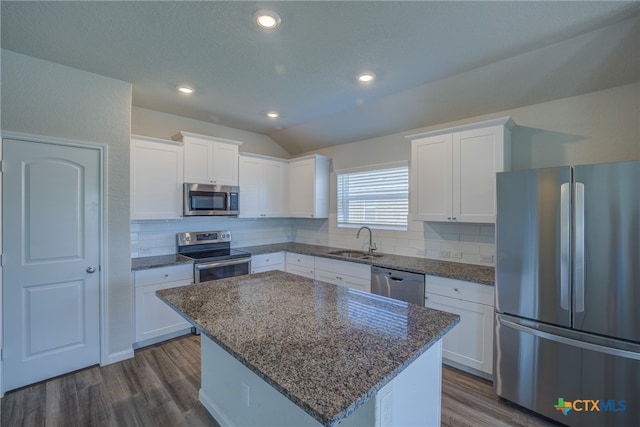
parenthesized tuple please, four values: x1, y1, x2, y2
(132, 106, 291, 159)
(306, 82, 640, 212)
(1, 49, 133, 362)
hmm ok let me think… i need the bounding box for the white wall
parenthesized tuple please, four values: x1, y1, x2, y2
(292, 82, 640, 266)
(1, 49, 133, 363)
(131, 217, 293, 257)
(132, 106, 291, 159)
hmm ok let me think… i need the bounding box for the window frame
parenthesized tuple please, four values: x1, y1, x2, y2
(336, 161, 409, 231)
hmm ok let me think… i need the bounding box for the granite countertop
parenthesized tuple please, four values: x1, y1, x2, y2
(157, 270, 459, 426)
(237, 242, 495, 285)
(131, 253, 193, 271)
(131, 242, 494, 285)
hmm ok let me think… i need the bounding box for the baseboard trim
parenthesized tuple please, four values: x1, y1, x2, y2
(443, 358, 493, 381)
(199, 388, 234, 427)
(102, 348, 134, 366)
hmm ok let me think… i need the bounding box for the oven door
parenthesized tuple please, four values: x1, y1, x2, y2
(195, 258, 251, 283)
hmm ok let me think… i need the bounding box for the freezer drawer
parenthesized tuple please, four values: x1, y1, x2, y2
(494, 314, 640, 426)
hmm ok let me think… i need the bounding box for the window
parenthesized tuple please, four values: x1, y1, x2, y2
(337, 162, 408, 230)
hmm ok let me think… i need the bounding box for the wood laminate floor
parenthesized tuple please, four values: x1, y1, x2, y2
(1, 334, 557, 427)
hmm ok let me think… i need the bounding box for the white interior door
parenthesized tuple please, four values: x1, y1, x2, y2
(2, 138, 101, 392)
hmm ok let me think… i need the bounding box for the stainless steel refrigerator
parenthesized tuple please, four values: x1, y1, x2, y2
(494, 161, 639, 426)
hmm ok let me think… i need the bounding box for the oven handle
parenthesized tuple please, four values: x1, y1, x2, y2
(195, 258, 251, 270)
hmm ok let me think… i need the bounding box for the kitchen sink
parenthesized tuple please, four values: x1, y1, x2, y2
(327, 250, 383, 259)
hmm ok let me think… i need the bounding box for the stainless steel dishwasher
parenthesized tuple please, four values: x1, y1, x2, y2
(371, 266, 425, 306)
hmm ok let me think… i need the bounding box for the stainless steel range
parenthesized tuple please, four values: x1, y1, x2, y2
(177, 231, 251, 283)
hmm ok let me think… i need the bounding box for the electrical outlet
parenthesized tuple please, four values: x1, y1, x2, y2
(480, 254, 494, 263)
(451, 251, 462, 259)
(138, 247, 152, 255)
(242, 382, 250, 408)
(439, 250, 450, 258)
(380, 391, 393, 426)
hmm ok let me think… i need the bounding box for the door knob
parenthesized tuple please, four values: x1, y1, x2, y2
(86, 266, 96, 274)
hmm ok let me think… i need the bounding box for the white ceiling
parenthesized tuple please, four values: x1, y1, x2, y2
(2, 1, 639, 155)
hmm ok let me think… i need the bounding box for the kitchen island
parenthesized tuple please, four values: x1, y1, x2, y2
(157, 271, 459, 426)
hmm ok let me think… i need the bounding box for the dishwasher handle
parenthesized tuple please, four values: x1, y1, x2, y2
(389, 276, 404, 282)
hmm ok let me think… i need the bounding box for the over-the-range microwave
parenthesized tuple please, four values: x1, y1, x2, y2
(183, 183, 239, 216)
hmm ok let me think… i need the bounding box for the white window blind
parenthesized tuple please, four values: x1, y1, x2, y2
(337, 163, 408, 230)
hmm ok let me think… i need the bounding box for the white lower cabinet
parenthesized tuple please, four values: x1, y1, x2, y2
(314, 257, 371, 293)
(424, 275, 494, 378)
(251, 252, 285, 274)
(134, 263, 193, 347)
(285, 252, 315, 279)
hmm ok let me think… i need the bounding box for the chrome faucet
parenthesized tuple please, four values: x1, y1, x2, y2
(357, 226, 377, 255)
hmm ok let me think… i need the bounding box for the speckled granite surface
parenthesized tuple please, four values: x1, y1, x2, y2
(131, 254, 193, 271)
(157, 271, 459, 426)
(237, 242, 495, 285)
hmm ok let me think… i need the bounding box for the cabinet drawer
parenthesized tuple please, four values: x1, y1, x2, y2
(425, 275, 493, 306)
(316, 269, 371, 293)
(134, 263, 193, 287)
(314, 257, 370, 279)
(251, 252, 285, 269)
(285, 252, 315, 269)
(286, 264, 315, 280)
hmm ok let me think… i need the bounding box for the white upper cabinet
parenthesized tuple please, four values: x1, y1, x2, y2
(407, 117, 515, 223)
(238, 153, 287, 218)
(288, 155, 330, 218)
(174, 131, 241, 186)
(130, 135, 184, 220)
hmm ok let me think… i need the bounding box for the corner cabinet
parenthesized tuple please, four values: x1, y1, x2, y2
(174, 131, 241, 186)
(424, 275, 494, 378)
(288, 155, 330, 218)
(285, 252, 316, 279)
(251, 252, 285, 274)
(407, 117, 515, 223)
(130, 135, 184, 220)
(239, 153, 287, 218)
(314, 257, 371, 293)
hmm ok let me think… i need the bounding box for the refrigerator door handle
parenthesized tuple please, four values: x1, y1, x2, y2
(498, 317, 640, 360)
(574, 182, 585, 313)
(560, 183, 571, 311)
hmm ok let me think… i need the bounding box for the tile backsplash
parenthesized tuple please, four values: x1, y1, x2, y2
(132, 215, 495, 267)
(131, 217, 294, 257)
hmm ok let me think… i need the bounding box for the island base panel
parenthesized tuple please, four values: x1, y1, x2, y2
(198, 335, 443, 427)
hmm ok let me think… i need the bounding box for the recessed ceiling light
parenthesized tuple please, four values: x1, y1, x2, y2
(357, 72, 376, 83)
(267, 112, 279, 119)
(177, 85, 194, 94)
(254, 10, 281, 29)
